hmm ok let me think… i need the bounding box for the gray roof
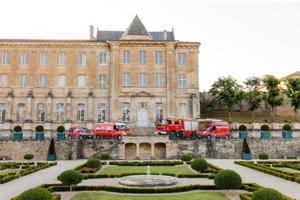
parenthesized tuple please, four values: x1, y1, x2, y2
(124, 15, 151, 36)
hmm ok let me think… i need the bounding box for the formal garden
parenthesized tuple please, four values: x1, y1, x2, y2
(8, 152, 297, 200)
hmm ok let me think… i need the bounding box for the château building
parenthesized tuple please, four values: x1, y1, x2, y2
(0, 15, 200, 137)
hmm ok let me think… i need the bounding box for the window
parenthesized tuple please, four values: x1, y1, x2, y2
(78, 52, 86, 66)
(179, 75, 186, 92)
(178, 53, 186, 66)
(122, 73, 131, 86)
(56, 103, 64, 122)
(20, 51, 29, 65)
(99, 75, 106, 88)
(139, 73, 147, 86)
(99, 52, 106, 65)
(17, 103, 25, 122)
(39, 74, 47, 87)
(1, 51, 9, 65)
(36, 103, 45, 122)
(20, 75, 28, 87)
(0, 75, 8, 87)
(58, 52, 66, 65)
(77, 104, 85, 122)
(139, 51, 147, 65)
(39, 52, 48, 65)
(179, 103, 187, 118)
(123, 50, 130, 64)
(57, 75, 66, 88)
(77, 75, 86, 88)
(122, 102, 130, 122)
(97, 103, 106, 122)
(155, 51, 163, 65)
(155, 73, 164, 87)
(155, 103, 163, 124)
(0, 104, 6, 122)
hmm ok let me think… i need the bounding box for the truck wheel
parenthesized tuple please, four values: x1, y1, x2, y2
(190, 132, 197, 140)
(169, 132, 177, 139)
(178, 132, 184, 139)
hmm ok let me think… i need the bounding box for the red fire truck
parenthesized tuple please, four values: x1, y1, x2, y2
(197, 119, 231, 139)
(94, 122, 130, 140)
(68, 126, 94, 139)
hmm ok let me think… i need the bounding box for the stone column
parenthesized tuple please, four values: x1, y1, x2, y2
(165, 43, 176, 117)
(136, 143, 140, 160)
(151, 143, 155, 159)
(25, 91, 33, 122)
(46, 92, 53, 122)
(87, 91, 94, 122)
(66, 91, 72, 123)
(192, 93, 200, 118)
(5, 92, 13, 122)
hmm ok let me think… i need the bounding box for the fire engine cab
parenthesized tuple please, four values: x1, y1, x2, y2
(94, 122, 130, 140)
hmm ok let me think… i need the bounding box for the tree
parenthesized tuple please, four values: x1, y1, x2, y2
(244, 77, 263, 121)
(263, 76, 283, 121)
(209, 76, 243, 121)
(285, 78, 300, 120)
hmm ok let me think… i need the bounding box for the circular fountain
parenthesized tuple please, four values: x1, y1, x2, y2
(119, 165, 178, 187)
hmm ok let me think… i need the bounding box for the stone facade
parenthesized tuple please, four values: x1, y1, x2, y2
(0, 16, 200, 137)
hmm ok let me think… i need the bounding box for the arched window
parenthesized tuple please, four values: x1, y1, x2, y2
(36, 103, 45, 122)
(77, 103, 85, 122)
(17, 103, 25, 122)
(56, 103, 64, 122)
(0, 103, 6, 122)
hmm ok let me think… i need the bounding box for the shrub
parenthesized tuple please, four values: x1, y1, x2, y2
(261, 124, 270, 131)
(214, 169, 242, 189)
(252, 188, 283, 200)
(259, 152, 269, 160)
(100, 152, 111, 160)
(191, 158, 208, 172)
(59, 169, 83, 185)
(242, 138, 251, 154)
(239, 125, 247, 131)
(24, 154, 34, 160)
(14, 126, 22, 132)
(19, 187, 52, 200)
(56, 126, 65, 132)
(181, 153, 193, 162)
(48, 138, 56, 155)
(35, 125, 44, 132)
(282, 124, 292, 131)
(87, 158, 101, 169)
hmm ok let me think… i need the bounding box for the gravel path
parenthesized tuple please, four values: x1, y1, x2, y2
(0, 160, 86, 200)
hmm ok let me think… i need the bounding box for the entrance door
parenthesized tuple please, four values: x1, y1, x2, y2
(137, 103, 148, 127)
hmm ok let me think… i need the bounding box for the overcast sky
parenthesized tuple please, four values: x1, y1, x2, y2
(0, 0, 299, 91)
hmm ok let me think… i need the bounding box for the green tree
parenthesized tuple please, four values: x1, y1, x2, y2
(285, 78, 300, 120)
(263, 76, 283, 121)
(209, 76, 243, 121)
(244, 77, 263, 121)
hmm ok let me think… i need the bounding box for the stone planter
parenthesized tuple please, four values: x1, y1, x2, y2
(239, 131, 248, 139)
(242, 153, 252, 160)
(12, 132, 23, 141)
(261, 131, 270, 139)
(47, 154, 56, 161)
(56, 132, 65, 140)
(282, 131, 292, 139)
(35, 132, 45, 140)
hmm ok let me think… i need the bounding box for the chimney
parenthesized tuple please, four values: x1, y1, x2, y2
(163, 30, 168, 40)
(90, 25, 95, 40)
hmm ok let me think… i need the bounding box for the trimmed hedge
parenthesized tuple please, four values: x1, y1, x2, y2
(252, 188, 283, 200)
(19, 188, 52, 200)
(86, 158, 101, 169)
(191, 158, 208, 172)
(258, 152, 269, 160)
(58, 170, 83, 185)
(99, 152, 111, 160)
(214, 169, 242, 189)
(108, 161, 183, 166)
(181, 153, 193, 162)
(24, 154, 34, 160)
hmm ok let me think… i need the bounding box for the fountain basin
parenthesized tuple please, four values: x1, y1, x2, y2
(119, 175, 178, 187)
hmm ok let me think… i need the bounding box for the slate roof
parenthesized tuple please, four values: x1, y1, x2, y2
(96, 15, 175, 41)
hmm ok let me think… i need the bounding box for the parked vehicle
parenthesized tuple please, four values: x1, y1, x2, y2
(94, 122, 130, 140)
(68, 126, 94, 139)
(197, 119, 231, 139)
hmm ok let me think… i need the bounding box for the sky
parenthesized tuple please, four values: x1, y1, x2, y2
(0, 0, 299, 91)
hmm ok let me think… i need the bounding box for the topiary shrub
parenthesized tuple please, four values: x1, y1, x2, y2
(24, 154, 34, 160)
(242, 138, 251, 154)
(191, 158, 208, 172)
(258, 152, 269, 160)
(214, 169, 242, 189)
(261, 124, 270, 131)
(252, 188, 283, 200)
(86, 158, 101, 169)
(14, 126, 22, 132)
(239, 125, 247, 131)
(181, 153, 193, 162)
(56, 126, 65, 132)
(59, 169, 83, 185)
(100, 152, 111, 160)
(35, 125, 44, 132)
(282, 124, 291, 131)
(19, 187, 52, 200)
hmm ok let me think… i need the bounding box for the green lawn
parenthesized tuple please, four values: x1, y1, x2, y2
(202, 110, 299, 123)
(72, 191, 230, 200)
(99, 166, 195, 175)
